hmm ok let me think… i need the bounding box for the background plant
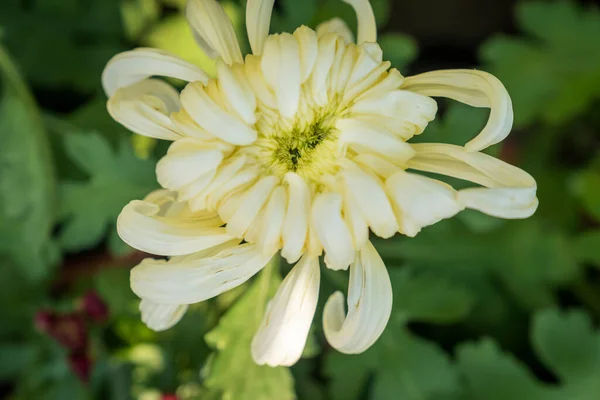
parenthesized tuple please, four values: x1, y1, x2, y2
(1, 0, 599, 399)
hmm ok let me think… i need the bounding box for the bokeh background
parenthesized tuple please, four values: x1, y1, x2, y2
(1, 0, 600, 399)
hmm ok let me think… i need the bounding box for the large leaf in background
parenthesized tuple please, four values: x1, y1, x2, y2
(0, 0, 125, 92)
(325, 267, 473, 400)
(203, 263, 295, 400)
(481, 1, 600, 127)
(58, 132, 157, 253)
(0, 46, 56, 281)
(458, 308, 600, 399)
(572, 230, 600, 269)
(376, 218, 580, 310)
(571, 169, 600, 222)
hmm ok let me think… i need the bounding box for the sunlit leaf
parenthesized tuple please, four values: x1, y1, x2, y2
(203, 262, 295, 400)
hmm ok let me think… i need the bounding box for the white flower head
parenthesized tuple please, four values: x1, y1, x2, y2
(103, 0, 538, 366)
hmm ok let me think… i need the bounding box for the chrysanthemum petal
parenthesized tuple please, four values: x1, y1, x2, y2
(246, 0, 275, 55)
(261, 34, 302, 118)
(217, 60, 257, 125)
(139, 299, 188, 332)
(107, 79, 181, 140)
(401, 70, 513, 152)
(156, 138, 225, 191)
(180, 82, 257, 145)
(226, 176, 279, 238)
(337, 118, 416, 165)
(186, 0, 243, 65)
(102, 48, 209, 96)
(323, 241, 392, 353)
(258, 186, 287, 257)
(386, 170, 464, 237)
(117, 195, 233, 256)
(281, 173, 311, 264)
(294, 26, 319, 83)
(351, 90, 438, 136)
(251, 254, 320, 366)
(341, 166, 399, 238)
(311, 192, 355, 271)
(408, 143, 538, 218)
(341, 0, 377, 44)
(316, 17, 354, 44)
(130, 243, 274, 304)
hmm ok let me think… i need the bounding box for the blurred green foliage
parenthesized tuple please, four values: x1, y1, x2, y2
(0, 0, 600, 399)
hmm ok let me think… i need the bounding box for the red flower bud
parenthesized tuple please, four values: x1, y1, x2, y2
(161, 395, 178, 400)
(80, 291, 109, 323)
(34, 310, 56, 333)
(51, 313, 88, 352)
(68, 351, 93, 383)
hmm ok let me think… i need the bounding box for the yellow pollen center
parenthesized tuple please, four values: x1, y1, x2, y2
(254, 107, 343, 183)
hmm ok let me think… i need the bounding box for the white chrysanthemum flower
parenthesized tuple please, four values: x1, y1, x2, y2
(102, 0, 538, 366)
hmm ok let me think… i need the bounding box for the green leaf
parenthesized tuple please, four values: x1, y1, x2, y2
(481, 1, 600, 127)
(390, 267, 474, 324)
(457, 339, 557, 400)
(0, 45, 56, 281)
(95, 268, 137, 317)
(0, 0, 125, 92)
(376, 219, 580, 310)
(325, 266, 469, 400)
(458, 308, 600, 399)
(0, 344, 38, 380)
(571, 169, 600, 221)
(378, 33, 418, 72)
(58, 132, 157, 252)
(203, 262, 295, 400)
(572, 230, 600, 268)
(326, 327, 461, 400)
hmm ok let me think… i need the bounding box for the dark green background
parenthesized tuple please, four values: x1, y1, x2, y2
(1, 0, 600, 399)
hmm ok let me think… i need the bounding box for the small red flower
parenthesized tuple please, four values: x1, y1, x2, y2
(161, 395, 178, 400)
(80, 291, 109, 323)
(68, 351, 93, 383)
(34, 310, 56, 333)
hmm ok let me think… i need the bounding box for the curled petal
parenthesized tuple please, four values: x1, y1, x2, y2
(131, 243, 274, 304)
(408, 143, 538, 218)
(107, 79, 182, 140)
(316, 17, 354, 44)
(186, 0, 243, 65)
(402, 70, 513, 152)
(140, 299, 188, 331)
(117, 196, 233, 256)
(341, 0, 377, 44)
(386, 170, 463, 237)
(251, 255, 320, 366)
(246, 0, 275, 55)
(323, 241, 392, 354)
(102, 48, 209, 97)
